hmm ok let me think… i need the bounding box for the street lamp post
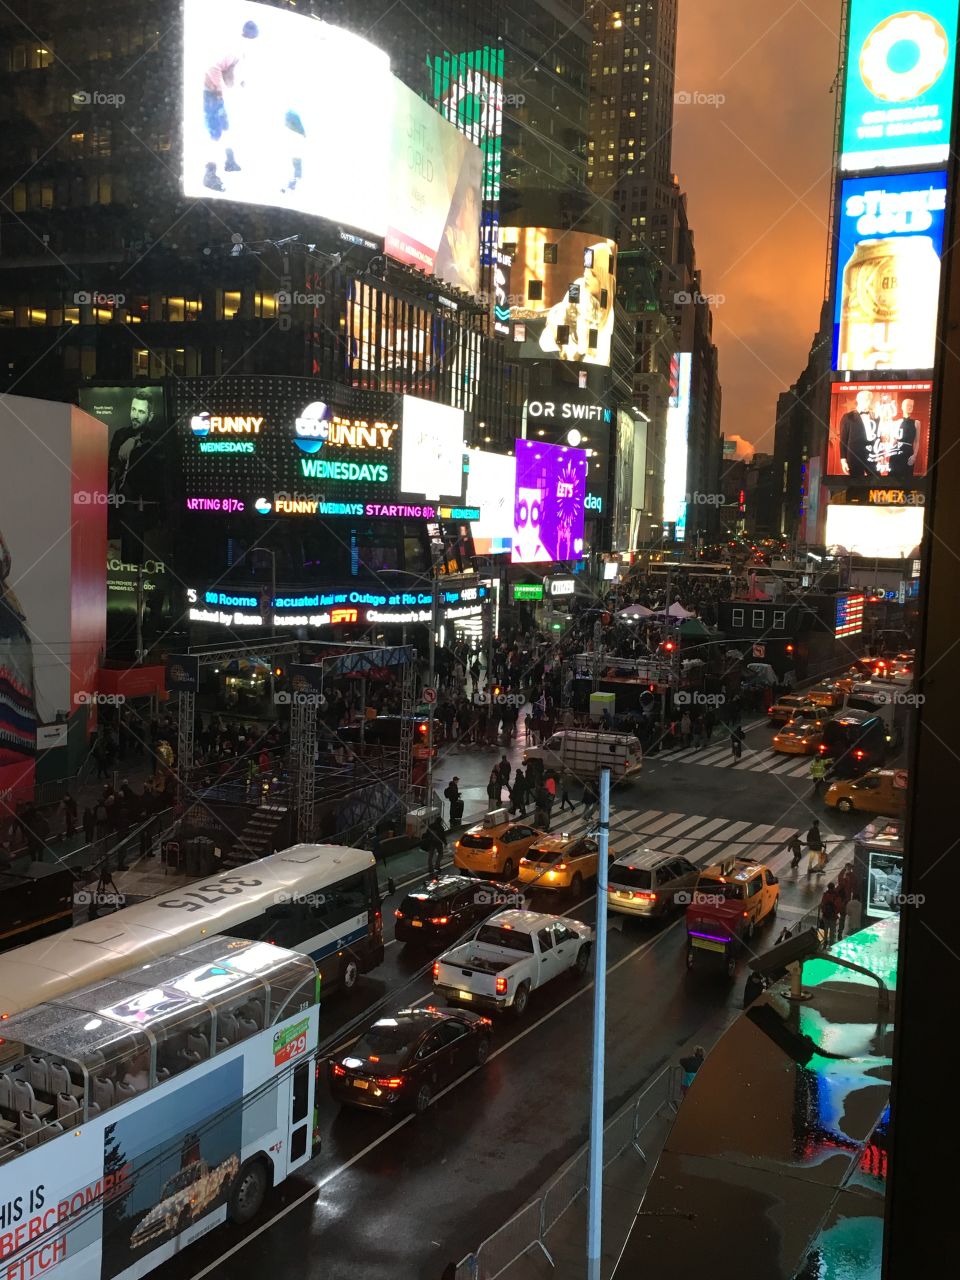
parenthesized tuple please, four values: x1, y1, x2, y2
(586, 766, 612, 1280)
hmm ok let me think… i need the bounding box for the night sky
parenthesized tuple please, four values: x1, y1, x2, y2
(673, 0, 842, 455)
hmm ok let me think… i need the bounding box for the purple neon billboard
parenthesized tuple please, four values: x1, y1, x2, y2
(512, 438, 587, 564)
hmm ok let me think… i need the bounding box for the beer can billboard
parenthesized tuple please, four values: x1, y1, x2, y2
(827, 380, 933, 480)
(841, 0, 959, 172)
(833, 170, 947, 373)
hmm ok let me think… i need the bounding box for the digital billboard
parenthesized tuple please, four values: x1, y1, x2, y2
(500, 228, 617, 366)
(512, 439, 587, 564)
(663, 353, 692, 540)
(182, 0, 392, 234)
(465, 449, 515, 554)
(525, 395, 612, 515)
(827, 380, 932, 479)
(429, 47, 504, 204)
(400, 396, 465, 500)
(833, 171, 947, 372)
(386, 79, 482, 295)
(841, 0, 959, 171)
(824, 503, 924, 558)
(174, 376, 468, 517)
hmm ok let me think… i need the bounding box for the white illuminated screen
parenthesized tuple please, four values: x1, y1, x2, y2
(182, 0, 392, 234)
(466, 449, 515, 553)
(663, 353, 692, 538)
(825, 505, 924, 559)
(401, 396, 465, 499)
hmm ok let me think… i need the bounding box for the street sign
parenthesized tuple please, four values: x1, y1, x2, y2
(752, 643, 766, 658)
(422, 686, 438, 704)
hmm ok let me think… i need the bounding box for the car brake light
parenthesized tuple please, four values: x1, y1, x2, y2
(376, 1077, 404, 1089)
(854, 749, 865, 759)
(332, 1064, 346, 1077)
(395, 910, 403, 918)
(429, 916, 449, 926)
(496, 976, 508, 995)
(638, 891, 656, 901)
(479, 1017, 493, 1026)
(432, 961, 440, 979)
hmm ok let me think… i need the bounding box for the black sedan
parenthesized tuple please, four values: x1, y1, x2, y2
(394, 874, 523, 945)
(328, 1007, 492, 1113)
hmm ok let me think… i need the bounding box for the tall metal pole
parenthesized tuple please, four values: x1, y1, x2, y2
(426, 569, 438, 804)
(587, 766, 611, 1280)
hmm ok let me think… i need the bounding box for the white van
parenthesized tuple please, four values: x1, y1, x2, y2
(524, 731, 643, 785)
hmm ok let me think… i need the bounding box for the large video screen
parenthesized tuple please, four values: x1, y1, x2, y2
(833, 171, 947, 373)
(465, 449, 515, 554)
(841, 0, 959, 171)
(173, 376, 466, 518)
(824, 503, 924, 558)
(663, 353, 692, 540)
(500, 228, 617, 366)
(182, 0, 392, 235)
(827, 380, 932, 480)
(400, 396, 465, 501)
(512, 439, 587, 564)
(386, 80, 482, 295)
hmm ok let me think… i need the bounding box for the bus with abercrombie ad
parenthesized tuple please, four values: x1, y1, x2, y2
(0, 936, 320, 1280)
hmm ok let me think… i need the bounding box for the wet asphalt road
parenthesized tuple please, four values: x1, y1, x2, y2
(158, 717, 873, 1280)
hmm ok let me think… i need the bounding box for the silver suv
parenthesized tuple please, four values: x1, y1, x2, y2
(607, 850, 699, 919)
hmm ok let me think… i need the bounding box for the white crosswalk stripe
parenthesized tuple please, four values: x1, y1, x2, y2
(661, 741, 812, 778)
(520, 807, 800, 870)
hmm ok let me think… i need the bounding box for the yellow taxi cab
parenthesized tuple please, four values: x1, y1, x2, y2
(686, 855, 780, 957)
(824, 768, 907, 817)
(767, 693, 819, 724)
(453, 817, 543, 880)
(806, 680, 845, 710)
(518, 833, 611, 895)
(771, 715, 827, 755)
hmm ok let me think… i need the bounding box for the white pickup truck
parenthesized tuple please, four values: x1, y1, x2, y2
(432, 909, 594, 1016)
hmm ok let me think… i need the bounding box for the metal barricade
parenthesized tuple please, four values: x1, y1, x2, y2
(475, 1199, 548, 1279)
(540, 1147, 589, 1236)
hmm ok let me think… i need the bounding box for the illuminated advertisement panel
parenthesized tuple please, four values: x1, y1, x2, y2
(824, 503, 924, 558)
(400, 396, 465, 500)
(827, 380, 932, 479)
(835, 593, 866, 637)
(182, 0, 392, 234)
(465, 449, 515, 554)
(511, 439, 587, 564)
(500, 228, 617, 367)
(429, 47, 505, 204)
(186, 582, 487, 631)
(833, 171, 947, 372)
(386, 79, 482, 295)
(173, 377, 447, 516)
(841, 0, 959, 171)
(663, 353, 692, 540)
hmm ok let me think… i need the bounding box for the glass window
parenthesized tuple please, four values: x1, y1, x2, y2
(773, 610, 786, 629)
(527, 280, 543, 301)
(438, 1021, 468, 1046)
(543, 243, 558, 264)
(537, 928, 555, 951)
(752, 609, 765, 628)
(731, 608, 744, 627)
(221, 290, 242, 319)
(416, 1030, 444, 1059)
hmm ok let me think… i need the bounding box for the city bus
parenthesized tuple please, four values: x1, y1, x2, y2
(0, 935, 320, 1280)
(0, 844, 384, 1020)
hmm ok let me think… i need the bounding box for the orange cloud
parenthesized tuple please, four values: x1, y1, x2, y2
(673, 0, 841, 450)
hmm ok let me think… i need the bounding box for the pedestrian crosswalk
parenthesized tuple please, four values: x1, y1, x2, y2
(535, 806, 801, 873)
(659, 739, 815, 779)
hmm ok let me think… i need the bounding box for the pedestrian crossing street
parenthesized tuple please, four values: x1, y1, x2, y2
(540, 806, 802, 874)
(659, 739, 815, 779)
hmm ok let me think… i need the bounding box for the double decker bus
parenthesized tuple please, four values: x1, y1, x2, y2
(0, 935, 320, 1279)
(0, 844, 383, 1020)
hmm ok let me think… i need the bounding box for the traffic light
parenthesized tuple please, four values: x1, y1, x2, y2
(662, 640, 676, 653)
(274, 665, 284, 679)
(785, 644, 794, 655)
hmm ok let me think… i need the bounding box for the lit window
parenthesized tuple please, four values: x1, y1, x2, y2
(222, 290, 241, 319)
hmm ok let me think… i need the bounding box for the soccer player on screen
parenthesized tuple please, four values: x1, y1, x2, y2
(201, 18, 259, 192)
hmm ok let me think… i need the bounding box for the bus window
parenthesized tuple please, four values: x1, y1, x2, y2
(261, 954, 318, 1025)
(309, 872, 369, 932)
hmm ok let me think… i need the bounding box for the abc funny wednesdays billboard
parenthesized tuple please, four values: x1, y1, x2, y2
(172, 376, 465, 517)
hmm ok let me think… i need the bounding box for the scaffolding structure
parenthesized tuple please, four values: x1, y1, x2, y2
(291, 643, 418, 842)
